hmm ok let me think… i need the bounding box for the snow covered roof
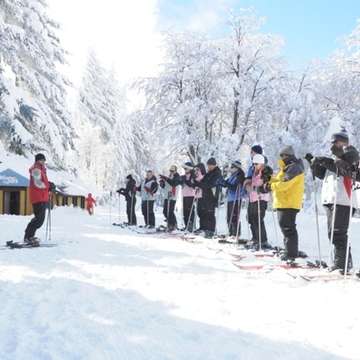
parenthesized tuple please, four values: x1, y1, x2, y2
(0, 168, 29, 188)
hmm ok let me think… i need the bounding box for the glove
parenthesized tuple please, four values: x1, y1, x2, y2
(159, 179, 165, 188)
(304, 153, 314, 164)
(331, 144, 345, 159)
(261, 167, 273, 183)
(216, 177, 226, 187)
(49, 182, 56, 192)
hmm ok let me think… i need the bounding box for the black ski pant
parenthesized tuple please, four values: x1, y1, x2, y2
(325, 204, 352, 270)
(277, 208, 299, 258)
(163, 199, 177, 228)
(197, 198, 207, 231)
(24, 202, 47, 240)
(183, 196, 195, 231)
(248, 200, 268, 244)
(227, 200, 241, 237)
(126, 196, 137, 225)
(141, 200, 155, 227)
(200, 198, 216, 233)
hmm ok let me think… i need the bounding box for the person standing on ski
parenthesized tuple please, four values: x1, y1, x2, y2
(159, 165, 181, 231)
(245, 145, 265, 182)
(180, 162, 196, 231)
(244, 154, 273, 249)
(24, 153, 55, 245)
(138, 170, 158, 228)
(117, 175, 137, 225)
(185, 163, 206, 233)
(217, 160, 245, 238)
(309, 130, 359, 272)
(85, 193, 97, 215)
(270, 146, 305, 261)
(192, 158, 222, 238)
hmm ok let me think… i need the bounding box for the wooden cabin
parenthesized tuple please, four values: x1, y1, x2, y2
(0, 168, 86, 215)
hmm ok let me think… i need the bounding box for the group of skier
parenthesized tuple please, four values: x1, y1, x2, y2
(23, 129, 360, 273)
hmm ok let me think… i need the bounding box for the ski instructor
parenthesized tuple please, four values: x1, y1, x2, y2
(24, 153, 55, 245)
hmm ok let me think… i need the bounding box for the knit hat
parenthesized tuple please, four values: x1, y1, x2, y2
(183, 162, 194, 170)
(331, 128, 349, 143)
(35, 153, 46, 162)
(252, 154, 265, 165)
(280, 146, 295, 157)
(126, 174, 133, 180)
(207, 157, 217, 166)
(251, 145, 263, 155)
(231, 160, 242, 169)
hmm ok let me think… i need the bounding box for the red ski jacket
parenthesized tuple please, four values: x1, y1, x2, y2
(86, 196, 96, 209)
(29, 163, 50, 204)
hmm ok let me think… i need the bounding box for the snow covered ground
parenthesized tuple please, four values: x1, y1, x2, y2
(0, 204, 359, 360)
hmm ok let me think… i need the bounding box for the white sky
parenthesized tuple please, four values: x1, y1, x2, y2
(48, 0, 164, 86)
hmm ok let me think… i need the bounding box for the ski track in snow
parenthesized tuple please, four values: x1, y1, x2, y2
(0, 207, 359, 360)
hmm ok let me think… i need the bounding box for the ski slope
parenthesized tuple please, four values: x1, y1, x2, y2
(0, 206, 359, 360)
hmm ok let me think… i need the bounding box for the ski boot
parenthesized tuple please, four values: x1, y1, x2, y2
(24, 237, 40, 247)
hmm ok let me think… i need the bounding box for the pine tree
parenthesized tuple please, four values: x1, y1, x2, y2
(0, 0, 75, 167)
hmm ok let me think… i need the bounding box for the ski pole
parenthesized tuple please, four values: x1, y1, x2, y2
(109, 191, 112, 226)
(305, 156, 322, 267)
(215, 185, 222, 236)
(235, 197, 242, 243)
(227, 182, 242, 238)
(118, 192, 121, 224)
(271, 203, 279, 245)
(185, 192, 197, 234)
(45, 196, 52, 242)
(130, 192, 135, 225)
(257, 196, 262, 251)
(344, 177, 355, 277)
(329, 169, 339, 265)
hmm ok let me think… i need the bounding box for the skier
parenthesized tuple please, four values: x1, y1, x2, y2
(244, 154, 273, 249)
(180, 162, 196, 231)
(191, 158, 222, 238)
(217, 160, 245, 237)
(159, 165, 181, 231)
(85, 193, 97, 215)
(309, 130, 360, 272)
(185, 163, 207, 233)
(245, 145, 265, 180)
(137, 170, 158, 228)
(24, 153, 55, 245)
(270, 146, 305, 261)
(117, 175, 137, 225)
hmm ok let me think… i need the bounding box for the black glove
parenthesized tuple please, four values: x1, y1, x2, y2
(49, 182, 56, 192)
(159, 179, 165, 188)
(261, 167, 273, 183)
(331, 144, 345, 159)
(305, 153, 314, 164)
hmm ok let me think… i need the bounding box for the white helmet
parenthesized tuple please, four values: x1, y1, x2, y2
(253, 154, 265, 165)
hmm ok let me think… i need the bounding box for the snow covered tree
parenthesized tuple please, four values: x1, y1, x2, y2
(0, 0, 75, 167)
(76, 51, 135, 191)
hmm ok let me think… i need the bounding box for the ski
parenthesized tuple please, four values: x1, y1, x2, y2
(3, 241, 57, 249)
(232, 260, 320, 272)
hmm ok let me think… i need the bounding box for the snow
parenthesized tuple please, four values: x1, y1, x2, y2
(0, 204, 359, 360)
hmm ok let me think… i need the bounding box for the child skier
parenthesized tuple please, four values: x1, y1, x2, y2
(85, 193, 97, 215)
